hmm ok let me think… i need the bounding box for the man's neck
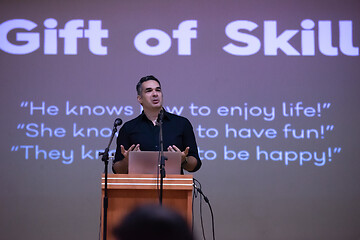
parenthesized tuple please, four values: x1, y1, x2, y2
(144, 107, 162, 122)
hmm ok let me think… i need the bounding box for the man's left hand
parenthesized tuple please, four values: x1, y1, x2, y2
(167, 145, 189, 164)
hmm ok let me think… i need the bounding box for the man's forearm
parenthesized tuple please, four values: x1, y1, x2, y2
(182, 156, 198, 172)
(113, 159, 128, 174)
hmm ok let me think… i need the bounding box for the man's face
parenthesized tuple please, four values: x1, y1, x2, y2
(137, 80, 163, 111)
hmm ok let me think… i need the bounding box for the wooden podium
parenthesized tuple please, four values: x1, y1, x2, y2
(101, 174, 193, 240)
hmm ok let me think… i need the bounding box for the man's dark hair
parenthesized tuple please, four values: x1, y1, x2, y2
(112, 204, 194, 240)
(136, 75, 161, 96)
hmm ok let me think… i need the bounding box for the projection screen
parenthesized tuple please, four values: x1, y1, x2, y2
(1, 0, 360, 239)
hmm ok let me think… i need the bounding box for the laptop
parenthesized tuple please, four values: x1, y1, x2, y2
(128, 151, 181, 174)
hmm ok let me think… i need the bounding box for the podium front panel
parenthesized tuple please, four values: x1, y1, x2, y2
(101, 174, 193, 240)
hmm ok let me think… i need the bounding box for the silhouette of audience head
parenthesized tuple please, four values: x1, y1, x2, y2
(112, 204, 194, 240)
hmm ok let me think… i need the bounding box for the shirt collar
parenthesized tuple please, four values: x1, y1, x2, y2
(140, 109, 170, 122)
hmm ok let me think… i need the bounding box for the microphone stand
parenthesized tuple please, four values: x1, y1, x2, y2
(158, 111, 167, 205)
(99, 119, 122, 240)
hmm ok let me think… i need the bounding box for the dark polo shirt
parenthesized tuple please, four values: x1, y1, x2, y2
(113, 111, 201, 172)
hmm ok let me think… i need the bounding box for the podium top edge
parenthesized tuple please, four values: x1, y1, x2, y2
(102, 174, 193, 179)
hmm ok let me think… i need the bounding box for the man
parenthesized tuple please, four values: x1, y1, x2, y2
(113, 75, 201, 174)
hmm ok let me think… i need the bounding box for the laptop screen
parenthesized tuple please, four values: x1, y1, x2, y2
(128, 151, 182, 174)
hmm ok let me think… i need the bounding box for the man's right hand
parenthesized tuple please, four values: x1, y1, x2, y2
(114, 144, 141, 174)
(121, 144, 141, 159)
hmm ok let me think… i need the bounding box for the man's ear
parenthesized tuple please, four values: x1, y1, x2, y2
(137, 95, 142, 105)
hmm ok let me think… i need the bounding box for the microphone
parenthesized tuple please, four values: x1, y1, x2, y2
(156, 109, 164, 126)
(113, 118, 123, 127)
